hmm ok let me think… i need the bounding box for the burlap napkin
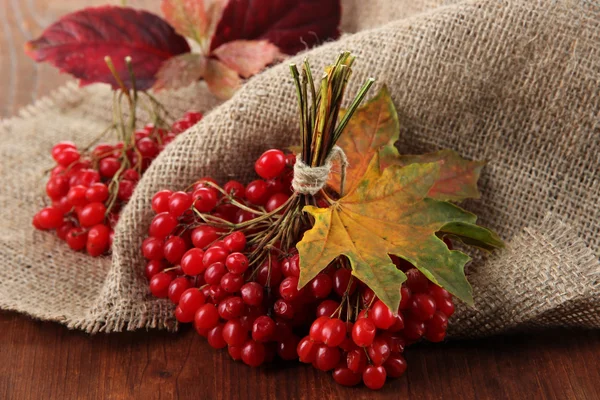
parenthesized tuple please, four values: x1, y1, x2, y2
(0, 0, 598, 336)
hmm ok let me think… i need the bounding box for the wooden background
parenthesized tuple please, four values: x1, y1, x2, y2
(1, 1, 599, 399)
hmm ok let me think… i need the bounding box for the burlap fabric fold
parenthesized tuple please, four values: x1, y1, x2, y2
(0, 0, 598, 336)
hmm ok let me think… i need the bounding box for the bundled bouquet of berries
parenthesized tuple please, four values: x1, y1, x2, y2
(142, 52, 503, 389)
(33, 58, 203, 256)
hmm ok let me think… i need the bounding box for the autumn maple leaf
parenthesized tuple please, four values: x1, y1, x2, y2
(297, 87, 503, 312)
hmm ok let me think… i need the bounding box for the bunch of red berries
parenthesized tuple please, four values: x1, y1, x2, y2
(143, 148, 456, 390)
(33, 111, 202, 256)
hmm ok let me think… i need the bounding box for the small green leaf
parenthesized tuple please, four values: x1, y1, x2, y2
(439, 221, 504, 252)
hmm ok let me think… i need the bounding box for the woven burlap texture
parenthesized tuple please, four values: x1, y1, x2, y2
(0, 0, 598, 336)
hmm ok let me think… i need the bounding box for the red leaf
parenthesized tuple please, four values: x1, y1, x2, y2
(25, 6, 191, 90)
(161, 0, 228, 52)
(154, 53, 208, 91)
(210, 0, 341, 55)
(213, 39, 284, 78)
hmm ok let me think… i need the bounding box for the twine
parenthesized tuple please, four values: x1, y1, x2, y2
(292, 145, 349, 195)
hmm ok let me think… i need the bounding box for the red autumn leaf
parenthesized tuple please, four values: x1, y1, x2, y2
(25, 6, 190, 90)
(210, 0, 341, 55)
(161, 0, 227, 52)
(213, 39, 284, 78)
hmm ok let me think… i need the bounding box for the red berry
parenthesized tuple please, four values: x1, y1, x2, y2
(203, 246, 229, 266)
(36, 207, 64, 229)
(163, 236, 187, 264)
(192, 187, 218, 212)
(66, 227, 88, 251)
(220, 272, 244, 293)
(333, 268, 357, 297)
(256, 260, 282, 287)
(309, 274, 333, 299)
(403, 318, 426, 340)
(255, 149, 286, 179)
(321, 318, 347, 347)
(406, 268, 429, 292)
(244, 180, 269, 205)
(332, 367, 362, 387)
(371, 300, 395, 329)
(207, 324, 227, 349)
(388, 313, 405, 332)
(399, 285, 412, 310)
(177, 289, 206, 322)
(265, 193, 289, 213)
(316, 300, 340, 318)
(277, 335, 300, 360)
(241, 340, 265, 367)
(217, 296, 245, 320)
(168, 191, 193, 217)
(180, 248, 205, 275)
(223, 180, 245, 198)
(55, 148, 80, 166)
(225, 252, 249, 274)
(86, 224, 110, 256)
(142, 237, 164, 260)
(384, 354, 407, 378)
(409, 293, 437, 321)
(228, 345, 243, 360)
(437, 297, 455, 317)
(428, 284, 451, 303)
(363, 365, 386, 390)
(309, 316, 330, 342)
(145, 260, 166, 279)
(151, 190, 172, 214)
(352, 318, 377, 347)
(79, 202, 106, 227)
(99, 157, 121, 178)
(85, 183, 109, 203)
(117, 179, 135, 201)
(314, 344, 340, 371)
(367, 337, 391, 366)
(281, 253, 300, 278)
(425, 311, 449, 342)
(137, 137, 159, 158)
(184, 110, 203, 124)
(77, 168, 101, 187)
(46, 176, 70, 200)
(273, 299, 294, 320)
(222, 319, 248, 347)
(191, 225, 219, 249)
(204, 262, 226, 285)
(252, 315, 276, 342)
(278, 276, 301, 301)
(51, 141, 76, 161)
(122, 168, 140, 181)
(361, 287, 377, 306)
(194, 303, 219, 332)
(240, 282, 264, 306)
(223, 232, 246, 253)
(297, 336, 317, 363)
(52, 196, 72, 214)
(168, 277, 192, 304)
(347, 349, 367, 374)
(149, 272, 173, 298)
(149, 212, 178, 239)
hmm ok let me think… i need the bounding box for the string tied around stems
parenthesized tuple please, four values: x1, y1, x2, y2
(292, 145, 349, 196)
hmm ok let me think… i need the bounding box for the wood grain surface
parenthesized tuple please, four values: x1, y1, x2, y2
(1, 1, 599, 399)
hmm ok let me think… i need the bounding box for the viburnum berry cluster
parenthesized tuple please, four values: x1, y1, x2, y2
(143, 154, 455, 388)
(143, 52, 502, 390)
(32, 56, 203, 256)
(33, 111, 202, 256)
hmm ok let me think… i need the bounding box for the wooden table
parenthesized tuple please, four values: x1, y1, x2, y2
(1, 1, 600, 399)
